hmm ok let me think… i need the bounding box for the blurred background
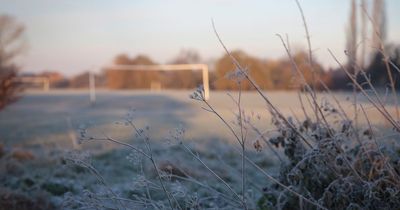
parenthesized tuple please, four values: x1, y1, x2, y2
(1, 1, 400, 209)
(0, 0, 399, 92)
(0, 0, 399, 147)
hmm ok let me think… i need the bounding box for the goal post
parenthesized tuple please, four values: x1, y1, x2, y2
(104, 64, 210, 100)
(11, 77, 50, 91)
(89, 71, 96, 106)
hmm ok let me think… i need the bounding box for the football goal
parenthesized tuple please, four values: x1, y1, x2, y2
(12, 76, 50, 91)
(103, 64, 210, 100)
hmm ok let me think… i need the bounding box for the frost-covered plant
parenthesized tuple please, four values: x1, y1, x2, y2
(254, 1, 400, 209)
(209, 1, 400, 209)
(257, 114, 400, 210)
(64, 1, 400, 210)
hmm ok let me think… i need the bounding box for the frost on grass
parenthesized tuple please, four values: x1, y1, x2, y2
(59, 84, 400, 210)
(58, 105, 276, 209)
(258, 112, 400, 210)
(58, 41, 400, 210)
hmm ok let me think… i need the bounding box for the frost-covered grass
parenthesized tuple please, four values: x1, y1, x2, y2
(63, 84, 400, 210)
(0, 90, 394, 148)
(0, 119, 276, 209)
(2, 1, 400, 208)
(1, 89, 400, 209)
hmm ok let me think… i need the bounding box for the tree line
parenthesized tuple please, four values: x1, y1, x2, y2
(17, 45, 400, 92)
(103, 45, 399, 91)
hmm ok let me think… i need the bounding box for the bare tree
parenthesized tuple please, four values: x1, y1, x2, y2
(346, 0, 387, 70)
(360, 0, 368, 69)
(371, 0, 386, 50)
(0, 15, 25, 110)
(346, 0, 358, 73)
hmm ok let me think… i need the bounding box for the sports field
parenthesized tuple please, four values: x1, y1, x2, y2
(0, 90, 394, 150)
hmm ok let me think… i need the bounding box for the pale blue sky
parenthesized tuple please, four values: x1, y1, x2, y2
(1, 0, 399, 76)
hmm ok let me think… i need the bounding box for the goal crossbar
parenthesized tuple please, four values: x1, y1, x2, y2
(104, 64, 210, 100)
(11, 77, 50, 91)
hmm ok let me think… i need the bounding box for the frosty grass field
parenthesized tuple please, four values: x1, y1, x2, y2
(0, 90, 394, 150)
(0, 90, 398, 208)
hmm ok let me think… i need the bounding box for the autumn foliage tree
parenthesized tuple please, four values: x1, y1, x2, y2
(215, 50, 271, 90)
(214, 50, 325, 90)
(165, 49, 203, 89)
(106, 50, 205, 90)
(106, 54, 158, 89)
(0, 15, 25, 110)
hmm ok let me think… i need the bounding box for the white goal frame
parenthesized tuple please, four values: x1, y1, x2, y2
(12, 76, 50, 91)
(104, 64, 210, 100)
